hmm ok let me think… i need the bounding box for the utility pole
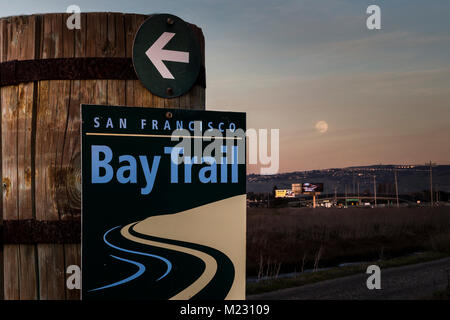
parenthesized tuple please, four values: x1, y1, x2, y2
(357, 182, 360, 204)
(345, 184, 348, 207)
(352, 170, 356, 196)
(436, 184, 439, 204)
(428, 161, 435, 207)
(394, 168, 399, 208)
(334, 186, 337, 206)
(373, 175, 377, 207)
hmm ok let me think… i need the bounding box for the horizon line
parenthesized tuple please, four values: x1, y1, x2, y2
(248, 163, 450, 176)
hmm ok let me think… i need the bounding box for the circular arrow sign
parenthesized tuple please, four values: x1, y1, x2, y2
(133, 14, 202, 99)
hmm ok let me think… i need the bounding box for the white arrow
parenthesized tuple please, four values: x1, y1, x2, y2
(145, 32, 190, 80)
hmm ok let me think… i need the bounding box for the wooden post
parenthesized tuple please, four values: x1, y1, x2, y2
(1, 13, 205, 300)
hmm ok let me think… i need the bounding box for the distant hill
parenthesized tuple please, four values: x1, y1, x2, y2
(247, 165, 450, 194)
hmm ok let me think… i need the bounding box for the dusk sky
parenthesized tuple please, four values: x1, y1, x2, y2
(2, 1, 450, 173)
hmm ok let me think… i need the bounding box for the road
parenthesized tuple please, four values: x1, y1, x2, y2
(248, 258, 450, 300)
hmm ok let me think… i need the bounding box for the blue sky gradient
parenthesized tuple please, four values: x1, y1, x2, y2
(2, 1, 449, 171)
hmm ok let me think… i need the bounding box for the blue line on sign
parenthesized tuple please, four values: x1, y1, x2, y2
(88, 255, 145, 292)
(103, 225, 172, 280)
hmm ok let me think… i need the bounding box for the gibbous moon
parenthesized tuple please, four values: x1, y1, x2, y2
(315, 121, 328, 133)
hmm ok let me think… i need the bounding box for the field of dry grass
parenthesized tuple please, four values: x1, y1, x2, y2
(247, 206, 450, 276)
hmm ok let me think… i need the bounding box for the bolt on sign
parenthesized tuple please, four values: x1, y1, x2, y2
(81, 105, 246, 300)
(133, 14, 202, 98)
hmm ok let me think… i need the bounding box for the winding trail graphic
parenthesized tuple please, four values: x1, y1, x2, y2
(126, 223, 235, 299)
(85, 222, 234, 300)
(84, 195, 247, 299)
(103, 225, 172, 280)
(121, 223, 217, 299)
(88, 255, 145, 292)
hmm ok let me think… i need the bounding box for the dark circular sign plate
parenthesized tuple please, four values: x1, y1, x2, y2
(133, 14, 202, 99)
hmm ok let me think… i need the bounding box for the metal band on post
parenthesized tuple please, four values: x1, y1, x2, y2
(1, 219, 81, 244)
(0, 58, 206, 88)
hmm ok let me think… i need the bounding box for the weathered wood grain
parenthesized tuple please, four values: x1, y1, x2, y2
(1, 12, 205, 300)
(62, 12, 81, 300)
(1, 16, 20, 299)
(0, 17, 4, 301)
(2, 15, 38, 300)
(36, 13, 66, 300)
